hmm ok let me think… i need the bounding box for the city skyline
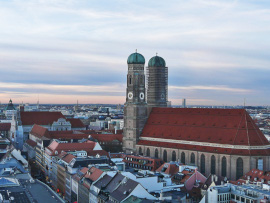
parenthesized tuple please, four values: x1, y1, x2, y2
(1, 0, 270, 105)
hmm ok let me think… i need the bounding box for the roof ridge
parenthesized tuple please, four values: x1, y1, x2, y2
(231, 110, 245, 147)
(244, 111, 251, 156)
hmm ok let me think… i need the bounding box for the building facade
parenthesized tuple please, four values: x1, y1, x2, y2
(137, 108, 270, 180)
(146, 55, 168, 112)
(123, 52, 148, 154)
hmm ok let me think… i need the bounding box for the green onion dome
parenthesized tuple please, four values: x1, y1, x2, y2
(127, 52, 145, 64)
(148, 56, 166, 67)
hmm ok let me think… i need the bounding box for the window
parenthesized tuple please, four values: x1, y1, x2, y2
(139, 147, 142, 155)
(236, 157, 243, 179)
(190, 153, 195, 164)
(155, 149, 159, 158)
(146, 148, 150, 157)
(211, 155, 216, 174)
(222, 156, 227, 177)
(163, 150, 167, 162)
(129, 76, 132, 85)
(257, 158, 263, 170)
(172, 151, 176, 161)
(181, 152, 185, 164)
(200, 154, 205, 174)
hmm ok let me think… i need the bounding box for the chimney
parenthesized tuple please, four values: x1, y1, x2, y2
(160, 189, 163, 201)
(215, 175, 218, 182)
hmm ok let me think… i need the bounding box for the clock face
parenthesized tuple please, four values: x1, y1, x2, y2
(140, 92, 145, 100)
(128, 92, 133, 99)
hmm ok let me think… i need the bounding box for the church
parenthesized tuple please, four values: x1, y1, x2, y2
(123, 52, 270, 180)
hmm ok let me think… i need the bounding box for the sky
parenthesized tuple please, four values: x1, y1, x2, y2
(0, 0, 270, 106)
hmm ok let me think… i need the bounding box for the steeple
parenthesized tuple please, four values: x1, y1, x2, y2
(123, 51, 148, 154)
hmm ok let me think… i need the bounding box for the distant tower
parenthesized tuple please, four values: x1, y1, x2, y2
(146, 54, 168, 113)
(123, 52, 148, 154)
(182, 98, 186, 108)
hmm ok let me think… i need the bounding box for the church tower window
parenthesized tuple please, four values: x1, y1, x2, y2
(211, 155, 216, 174)
(236, 157, 243, 179)
(201, 154, 205, 174)
(222, 156, 227, 177)
(163, 150, 167, 162)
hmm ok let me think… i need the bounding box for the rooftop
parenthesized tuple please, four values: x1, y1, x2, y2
(138, 108, 270, 155)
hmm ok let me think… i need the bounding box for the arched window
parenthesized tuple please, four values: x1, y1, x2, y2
(146, 148, 150, 157)
(200, 154, 205, 174)
(222, 156, 227, 177)
(211, 155, 216, 174)
(172, 151, 176, 161)
(190, 153, 195, 165)
(181, 152, 185, 164)
(163, 150, 167, 162)
(257, 158, 263, 170)
(155, 149, 159, 158)
(139, 147, 142, 155)
(236, 157, 243, 179)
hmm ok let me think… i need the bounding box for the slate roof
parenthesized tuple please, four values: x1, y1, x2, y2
(20, 112, 65, 126)
(70, 156, 110, 168)
(110, 179, 139, 202)
(94, 174, 114, 189)
(138, 108, 270, 155)
(105, 173, 125, 192)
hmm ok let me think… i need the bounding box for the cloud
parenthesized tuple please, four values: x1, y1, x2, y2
(169, 85, 251, 93)
(0, 0, 269, 105)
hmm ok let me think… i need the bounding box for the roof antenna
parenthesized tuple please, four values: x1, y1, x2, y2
(135, 49, 137, 53)
(156, 52, 158, 56)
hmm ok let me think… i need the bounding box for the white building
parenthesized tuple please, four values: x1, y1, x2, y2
(201, 183, 270, 203)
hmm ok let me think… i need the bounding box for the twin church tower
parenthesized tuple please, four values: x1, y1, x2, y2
(123, 52, 168, 153)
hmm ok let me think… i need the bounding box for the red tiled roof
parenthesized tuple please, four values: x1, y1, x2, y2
(21, 112, 65, 126)
(138, 108, 270, 156)
(30, 124, 49, 138)
(26, 139, 37, 148)
(46, 140, 96, 156)
(62, 154, 76, 164)
(237, 169, 270, 185)
(67, 118, 85, 128)
(90, 134, 123, 142)
(85, 166, 104, 182)
(87, 150, 108, 157)
(123, 155, 164, 171)
(156, 163, 179, 176)
(0, 123, 11, 131)
(30, 125, 88, 140)
(50, 133, 89, 140)
(80, 167, 88, 174)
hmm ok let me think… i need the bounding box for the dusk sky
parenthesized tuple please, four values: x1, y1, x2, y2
(0, 0, 270, 105)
